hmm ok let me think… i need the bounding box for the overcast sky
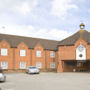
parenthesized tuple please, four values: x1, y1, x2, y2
(0, 0, 90, 41)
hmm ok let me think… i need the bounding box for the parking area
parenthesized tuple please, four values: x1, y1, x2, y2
(0, 72, 90, 90)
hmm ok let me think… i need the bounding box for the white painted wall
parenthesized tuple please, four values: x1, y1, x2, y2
(76, 44, 86, 60)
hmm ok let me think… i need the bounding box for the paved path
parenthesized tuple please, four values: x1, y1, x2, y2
(0, 72, 90, 90)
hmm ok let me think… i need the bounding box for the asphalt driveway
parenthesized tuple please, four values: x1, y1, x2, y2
(0, 72, 90, 90)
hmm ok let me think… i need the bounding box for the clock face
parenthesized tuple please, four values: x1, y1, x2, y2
(78, 44, 84, 52)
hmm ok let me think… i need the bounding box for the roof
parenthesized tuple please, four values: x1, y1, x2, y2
(58, 30, 90, 46)
(1, 30, 90, 49)
(0, 34, 59, 50)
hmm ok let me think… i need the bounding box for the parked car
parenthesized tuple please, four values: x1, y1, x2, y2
(0, 68, 6, 82)
(26, 66, 40, 74)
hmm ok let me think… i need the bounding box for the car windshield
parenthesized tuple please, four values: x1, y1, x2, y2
(29, 67, 36, 69)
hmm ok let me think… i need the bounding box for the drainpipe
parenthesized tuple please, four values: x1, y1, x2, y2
(45, 50, 47, 70)
(13, 48, 15, 71)
(30, 49, 32, 66)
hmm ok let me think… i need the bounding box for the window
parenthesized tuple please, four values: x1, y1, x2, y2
(36, 62, 42, 68)
(1, 62, 8, 69)
(20, 62, 26, 69)
(20, 50, 26, 56)
(1, 48, 8, 56)
(50, 62, 55, 68)
(36, 51, 42, 57)
(50, 51, 55, 58)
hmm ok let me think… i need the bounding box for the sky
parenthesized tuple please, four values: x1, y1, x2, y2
(0, 0, 90, 41)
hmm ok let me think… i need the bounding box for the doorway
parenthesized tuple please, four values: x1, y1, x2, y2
(77, 61, 86, 72)
(63, 60, 90, 72)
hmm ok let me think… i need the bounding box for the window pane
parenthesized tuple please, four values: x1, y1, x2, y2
(36, 62, 42, 68)
(50, 62, 55, 68)
(36, 51, 41, 57)
(1, 62, 8, 69)
(20, 62, 26, 69)
(1, 48, 8, 56)
(50, 51, 55, 58)
(20, 50, 26, 56)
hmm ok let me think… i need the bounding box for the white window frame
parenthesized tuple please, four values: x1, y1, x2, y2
(36, 51, 42, 57)
(1, 48, 8, 56)
(20, 50, 26, 56)
(1, 62, 8, 69)
(20, 62, 26, 69)
(50, 62, 55, 68)
(36, 62, 42, 68)
(50, 51, 55, 58)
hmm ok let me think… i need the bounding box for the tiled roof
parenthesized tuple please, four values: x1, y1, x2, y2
(58, 30, 90, 46)
(0, 30, 90, 50)
(0, 34, 59, 50)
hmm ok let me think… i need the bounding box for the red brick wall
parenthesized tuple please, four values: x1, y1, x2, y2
(58, 45, 75, 60)
(1, 37, 90, 73)
(0, 40, 13, 69)
(45, 50, 56, 70)
(31, 44, 56, 70)
(0, 41, 57, 72)
(14, 42, 31, 69)
(31, 44, 45, 68)
(58, 38, 88, 61)
(57, 38, 90, 72)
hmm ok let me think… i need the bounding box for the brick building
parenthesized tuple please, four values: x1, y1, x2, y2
(0, 23, 90, 73)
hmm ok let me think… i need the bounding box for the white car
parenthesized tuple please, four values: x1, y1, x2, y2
(26, 66, 40, 74)
(0, 69, 6, 82)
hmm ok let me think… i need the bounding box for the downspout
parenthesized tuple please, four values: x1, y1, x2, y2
(30, 49, 32, 66)
(45, 50, 47, 70)
(13, 48, 15, 71)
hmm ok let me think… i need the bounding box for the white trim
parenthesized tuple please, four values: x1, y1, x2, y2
(76, 44, 86, 60)
(36, 51, 42, 57)
(20, 62, 26, 69)
(1, 62, 8, 69)
(36, 62, 42, 68)
(20, 50, 26, 56)
(1, 48, 8, 56)
(50, 62, 55, 68)
(50, 51, 55, 58)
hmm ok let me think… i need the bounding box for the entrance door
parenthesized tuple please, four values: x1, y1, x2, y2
(77, 61, 86, 72)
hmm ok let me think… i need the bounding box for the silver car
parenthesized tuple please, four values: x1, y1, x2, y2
(26, 66, 40, 74)
(0, 69, 6, 82)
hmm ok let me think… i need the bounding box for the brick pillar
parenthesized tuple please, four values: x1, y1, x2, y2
(57, 60, 63, 73)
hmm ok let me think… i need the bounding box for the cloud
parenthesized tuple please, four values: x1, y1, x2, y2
(48, 29, 72, 40)
(15, 2, 30, 15)
(0, 24, 72, 40)
(51, 0, 78, 18)
(0, 25, 31, 36)
(0, 0, 38, 15)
